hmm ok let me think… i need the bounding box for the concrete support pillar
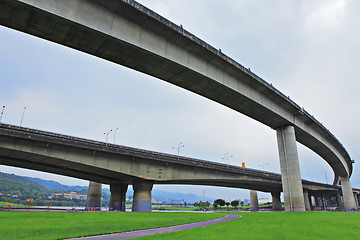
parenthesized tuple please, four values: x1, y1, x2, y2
(353, 193, 359, 207)
(85, 181, 102, 211)
(110, 183, 128, 211)
(323, 194, 331, 209)
(314, 195, 320, 207)
(271, 192, 282, 211)
(340, 176, 357, 210)
(336, 191, 342, 206)
(325, 194, 333, 207)
(132, 180, 153, 212)
(276, 126, 305, 212)
(303, 190, 311, 211)
(250, 190, 259, 211)
(310, 195, 315, 207)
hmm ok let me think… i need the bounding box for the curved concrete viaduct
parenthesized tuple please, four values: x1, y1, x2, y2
(1, 124, 358, 211)
(0, 0, 356, 210)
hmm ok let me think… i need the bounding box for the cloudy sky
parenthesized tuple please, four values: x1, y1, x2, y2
(0, 0, 359, 201)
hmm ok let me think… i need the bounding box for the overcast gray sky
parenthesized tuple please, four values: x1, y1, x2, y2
(0, 0, 359, 201)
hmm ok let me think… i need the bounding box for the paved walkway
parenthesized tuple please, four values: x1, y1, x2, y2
(67, 214, 241, 240)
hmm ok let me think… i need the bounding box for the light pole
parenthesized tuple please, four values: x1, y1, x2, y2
(104, 129, 112, 146)
(20, 106, 26, 127)
(222, 153, 233, 167)
(113, 128, 119, 144)
(325, 171, 328, 185)
(0, 106, 5, 123)
(173, 142, 185, 159)
(258, 163, 269, 171)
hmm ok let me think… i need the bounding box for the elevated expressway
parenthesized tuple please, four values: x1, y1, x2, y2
(1, 124, 358, 211)
(0, 0, 356, 210)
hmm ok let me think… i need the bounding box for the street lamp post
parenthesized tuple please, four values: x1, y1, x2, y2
(258, 163, 269, 171)
(104, 129, 112, 146)
(222, 153, 233, 167)
(20, 106, 26, 127)
(113, 128, 119, 144)
(0, 106, 5, 123)
(173, 142, 185, 159)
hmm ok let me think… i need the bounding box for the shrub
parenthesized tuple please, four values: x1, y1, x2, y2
(335, 206, 345, 211)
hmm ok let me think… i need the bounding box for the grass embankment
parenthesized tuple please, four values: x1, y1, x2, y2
(152, 203, 272, 211)
(152, 206, 198, 211)
(0, 201, 28, 208)
(137, 211, 360, 240)
(0, 211, 225, 240)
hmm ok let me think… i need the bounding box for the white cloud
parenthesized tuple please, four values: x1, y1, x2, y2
(304, 0, 346, 31)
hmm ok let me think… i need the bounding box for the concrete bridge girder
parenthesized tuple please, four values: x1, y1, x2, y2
(0, 133, 281, 192)
(0, 0, 352, 179)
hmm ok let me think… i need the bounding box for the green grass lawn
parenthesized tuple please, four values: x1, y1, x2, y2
(0, 211, 225, 240)
(1, 211, 359, 240)
(136, 211, 360, 240)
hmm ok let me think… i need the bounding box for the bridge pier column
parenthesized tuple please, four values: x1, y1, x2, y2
(340, 176, 357, 210)
(303, 190, 311, 211)
(250, 190, 259, 211)
(85, 181, 102, 211)
(110, 183, 128, 211)
(336, 191, 342, 206)
(322, 194, 330, 210)
(271, 192, 282, 211)
(132, 180, 153, 212)
(276, 125, 305, 212)
(354, 193, 359, 206)
(326, 193, 334, 207)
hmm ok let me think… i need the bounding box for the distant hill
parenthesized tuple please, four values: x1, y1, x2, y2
(21, 177, 213, 202)
(151, 189, 214, 203)
(24, 176, 88, 192)
(1, 173, 240, 203)
(0, 172, 49, 197)
(21, 176, 214, 202)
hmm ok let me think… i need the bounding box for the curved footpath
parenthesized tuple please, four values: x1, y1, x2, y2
(67, 214, 241, 240)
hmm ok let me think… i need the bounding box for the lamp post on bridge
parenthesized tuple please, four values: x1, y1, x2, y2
(113, 127, 119, 144)
(258, 163, 269, 171)
(20, 106, 26, 127)
(104, 129, 112, 146)
(222, 153, 233, 167)
(173, 142, 185, 160)
(0, 106, 5, 123)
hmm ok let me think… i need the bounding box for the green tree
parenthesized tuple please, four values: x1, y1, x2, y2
(214, 199, 225, 208)
(231, 200, 239, 208)
(240, 201, 244, 207)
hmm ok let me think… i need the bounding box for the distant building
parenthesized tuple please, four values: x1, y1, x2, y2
(162, 199, 182, 205)
(52, 192, 87, 200)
